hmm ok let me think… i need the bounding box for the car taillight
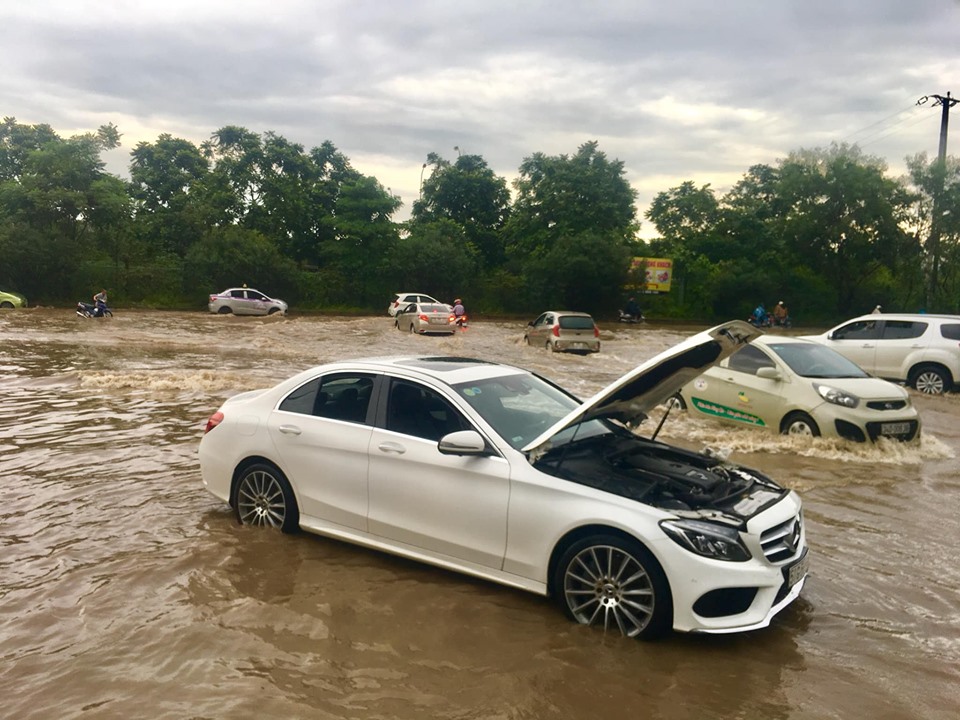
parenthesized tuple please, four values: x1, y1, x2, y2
(393, 300, 399, 307)
(209, 295, 217, 302)
(419, 314, 429, 322)
(594, 325, 600, 338)
(552, 325, 560, 337)
(204, 411, 224, 434)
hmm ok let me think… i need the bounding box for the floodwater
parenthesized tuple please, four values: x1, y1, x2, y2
(1, 308, 958, 720)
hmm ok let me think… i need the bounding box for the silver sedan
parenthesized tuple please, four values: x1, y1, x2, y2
(395, 302, 456, 334)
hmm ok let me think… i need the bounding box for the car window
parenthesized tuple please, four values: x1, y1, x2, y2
(941, 324, 960, 341)
(279, 373, 374, 424)
(229, 290, 245, 299)
(386, 380, 471, 441)
(532, 313, 547, 326)
(879, 320, 926, 339)
(453, 373, 608, 450)
(248, 290, 267, 301)
(831, 319, 880, 340)
(767, 342, 869, 378)
(558, 315, 595, 330)
(727, 345, 776, 375)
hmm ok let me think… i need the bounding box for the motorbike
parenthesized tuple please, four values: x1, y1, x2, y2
(747, 314, 772, 328)
(618, 310, 645, 323)
(76, 301, 113, 318)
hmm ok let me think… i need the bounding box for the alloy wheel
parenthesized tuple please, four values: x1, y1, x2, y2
(236, 469, 287, 528)
(562, 544, 655, 637)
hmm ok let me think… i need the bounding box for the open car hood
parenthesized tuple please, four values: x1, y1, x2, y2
(521, 320, 760, 456)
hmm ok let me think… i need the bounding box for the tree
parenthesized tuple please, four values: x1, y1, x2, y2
(905, 152, 960, 312)
(776, 144, 914, 313)
(413, 152, 510, 267)
(388, 219, 479, 302)
(0, 121, 127, 302)
(319, 175, 402, 306)
(503, 141, 638, 313)
(129, 134, 210, 257)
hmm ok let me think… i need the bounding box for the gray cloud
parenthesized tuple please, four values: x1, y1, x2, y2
(2, 0, 958, 231)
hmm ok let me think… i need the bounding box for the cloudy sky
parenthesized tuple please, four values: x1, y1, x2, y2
(2, 0, 958, 235)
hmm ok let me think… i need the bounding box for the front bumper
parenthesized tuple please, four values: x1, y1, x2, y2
(809, 403, 921, 443)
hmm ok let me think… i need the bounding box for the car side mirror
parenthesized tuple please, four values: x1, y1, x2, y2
(438, 430, 490, 456)
(826, 332, 835, 340)
(527, 321, 534, 327)
(756, 367, 781, 380)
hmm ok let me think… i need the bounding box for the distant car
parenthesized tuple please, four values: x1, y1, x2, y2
(524, 311, 600, 353)
(199, 320, 808, 639)
(802, 313, 960, 395)
(388, 292, 442, 317)
(208, 288, 288, 316)
(0, 290, 27, 308)
(395, 302, 456, 335)
(674, 335, 920, 443)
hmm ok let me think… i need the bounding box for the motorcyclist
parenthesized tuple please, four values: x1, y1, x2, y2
(752, 303, 769, 326)
(452, 298, 467, 329)
(623, 296, 642, 320)
(772, 300, 790, 326)
(93, 289, 108, 317)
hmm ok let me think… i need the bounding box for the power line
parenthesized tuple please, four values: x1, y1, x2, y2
(839, 104, 919, 144)
(857, 111, 934, 149)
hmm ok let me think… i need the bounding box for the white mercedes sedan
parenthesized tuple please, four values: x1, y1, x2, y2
(198, 321, 808, 639)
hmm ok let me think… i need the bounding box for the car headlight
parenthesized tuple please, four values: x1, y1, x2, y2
(660, 519, 752, 562)
(814, 383, 859, 408)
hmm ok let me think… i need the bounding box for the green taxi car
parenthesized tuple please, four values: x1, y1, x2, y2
(0, 290, 27, 308)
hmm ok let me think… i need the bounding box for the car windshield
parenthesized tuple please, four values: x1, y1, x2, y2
(558, 316, 595, 330)
(767, 342, 869, 378)
(452, 373, 611, 450)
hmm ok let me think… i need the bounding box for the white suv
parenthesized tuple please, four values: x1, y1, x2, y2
(803, 313, 960, 394)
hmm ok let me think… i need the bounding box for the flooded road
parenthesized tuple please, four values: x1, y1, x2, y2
(1, 308, 958, 720)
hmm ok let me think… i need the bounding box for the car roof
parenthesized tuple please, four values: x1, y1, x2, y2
(543, 310, 594, 317)
(291, 356, 529, 387)
(838, 313, 960, 323)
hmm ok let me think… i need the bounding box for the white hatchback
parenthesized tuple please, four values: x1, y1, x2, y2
(388, 292, 441, 317)
(802, 313, 960, 395)
(199, 321, 809, 639)
(675, 335, 920, 442)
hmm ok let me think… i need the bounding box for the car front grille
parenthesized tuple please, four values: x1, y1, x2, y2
(760, 513, 803, 564)
(866, 400, 907, 410)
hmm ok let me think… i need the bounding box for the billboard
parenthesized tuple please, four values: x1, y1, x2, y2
(630, 257, 673, 293)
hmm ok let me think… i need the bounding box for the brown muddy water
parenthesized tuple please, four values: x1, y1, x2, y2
(1, 308, 958, 720)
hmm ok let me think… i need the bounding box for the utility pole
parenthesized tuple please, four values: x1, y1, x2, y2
(918, 92, 958, 309)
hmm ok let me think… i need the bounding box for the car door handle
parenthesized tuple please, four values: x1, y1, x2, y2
(278, 424, 302, 435)
(378, 441, 406, 454)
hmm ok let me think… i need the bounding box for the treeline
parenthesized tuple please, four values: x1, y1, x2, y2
(1, 116, 958, 321)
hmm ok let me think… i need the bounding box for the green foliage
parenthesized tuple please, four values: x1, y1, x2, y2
(182, 227, 299, 306)
(3, 116, 959, 321)
(387, 219, 479, 304)
(414, 153, 510, 268)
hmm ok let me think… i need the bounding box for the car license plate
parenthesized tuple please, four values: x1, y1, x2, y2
(785, 550, 809, 588)
(881, 422, 910, 435)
